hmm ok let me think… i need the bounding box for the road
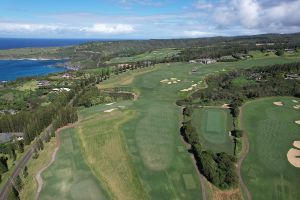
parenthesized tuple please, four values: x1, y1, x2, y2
(0, 125, 52, 200)
(0, 82, 87, 199)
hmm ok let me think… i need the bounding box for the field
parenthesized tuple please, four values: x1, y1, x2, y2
(192, 108, 234, 154)
(39, 128, 109, 200)
(105, 48, 180, 64)
(241, 97, 300, 200)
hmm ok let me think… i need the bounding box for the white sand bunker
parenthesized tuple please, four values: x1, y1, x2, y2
(293, 105, 300, 109)
(287, 142, 300, 168)
(180, 83, 198, 92)
(222, 104, 230, 108)
(104, 108, 118, 113)
(273, 101, 283, 106)
(293, 141, 300, 149)
(295, 120, 300, 125)
(160, 78, 181, 85)
(105, 102, 116, 106)
(292, 100, 299, 103)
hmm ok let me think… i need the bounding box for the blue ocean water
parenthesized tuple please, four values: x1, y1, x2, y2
(0, 60, 66, 81)
(0, 38, 113, 50)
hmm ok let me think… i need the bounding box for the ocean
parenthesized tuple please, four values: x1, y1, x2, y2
(0, 38, 114, 81)
(0, 38, 112, 50)
(0, 60, 67, 81)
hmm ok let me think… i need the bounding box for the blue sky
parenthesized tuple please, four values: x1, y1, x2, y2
(0, 0, 300, 39)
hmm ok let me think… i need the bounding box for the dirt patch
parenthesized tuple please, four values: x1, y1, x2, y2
(209, 183, 243, 200)
(287, 148, 300, 168)
(295, 120, 300, 125)
(273, 101, 283, 106)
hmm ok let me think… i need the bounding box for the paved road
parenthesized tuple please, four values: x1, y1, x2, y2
(0, 125, 52, 199)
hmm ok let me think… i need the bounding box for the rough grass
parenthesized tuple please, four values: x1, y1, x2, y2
(192, 108, 234, 154)
(17, 80, 38, 91)
(241, 97, 300, 200)
(106, 48, 180, 64)
(20, 138, 56, 200)
(76, 109, 149, 200)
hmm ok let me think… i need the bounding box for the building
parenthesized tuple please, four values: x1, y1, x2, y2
(0, 132, 24, 144)
(284, 74, 299, 80)
(37, 80, 51, 87)
(189, 59, 216, 64)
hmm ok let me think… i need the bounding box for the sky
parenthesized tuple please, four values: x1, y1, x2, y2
(0, 0, 300, 39)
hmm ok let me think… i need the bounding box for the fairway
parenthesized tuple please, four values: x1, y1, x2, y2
(192, 108, 234, 154)
(39, 128, 108, 200)
(241, 97, 300, 200)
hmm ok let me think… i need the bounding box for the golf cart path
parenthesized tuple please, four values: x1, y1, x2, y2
(35, 124, 75, 200)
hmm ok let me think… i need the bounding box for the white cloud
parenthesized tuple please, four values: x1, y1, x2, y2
(82, 23, 135, 34)
(0, 22, 135, 36)
(183, 30, 217, 37)
(0, 22, 60, 32)
(236, 0, 260, 28)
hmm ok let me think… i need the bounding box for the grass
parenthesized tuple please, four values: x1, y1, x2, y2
(241, 97, 300, 200)
(106, 48, 180, 64)
(16, 80, 38, 91)
(192, 108, 234, 154)
(35, 55, 300, 199)
(20, 138, 56, 200)
(39, 128, 109, 200)
(76, 108, 148, 200)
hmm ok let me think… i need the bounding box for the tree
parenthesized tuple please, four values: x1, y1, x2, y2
(16, 141, 24, 153)
(7, 185, 19, 200)
(14, 175, 23, 191)
(275, 49, 284, 56)
(32, 148, 39, 159)
(0, 156, 8, 174)
(23, 166, 28, 178)
(232, 129, 243, 138)
(37, 138, 44, 151)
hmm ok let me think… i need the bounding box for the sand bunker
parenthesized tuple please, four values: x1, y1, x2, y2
(292, 100, 299, 103)
(293, 105, 300, 109)
(293, 141, 300, 149)
(160, 78, 181, 85)
(104, 108, 118, 113)
(273, 101, 283, 106)
(295, 120, 300, 125)
(287, 148, 300, 168)
(180, 83, 198, 92)
(105, 102, 116, 106)
(160, 79, 169, 83)
(222, 104, 230, 108)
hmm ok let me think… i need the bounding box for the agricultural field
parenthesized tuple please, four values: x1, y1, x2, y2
(241, 97, 300, 200)
(39, 128, 109, 200)
(105, 48, 181, 64)
(192, 108, 234, 155)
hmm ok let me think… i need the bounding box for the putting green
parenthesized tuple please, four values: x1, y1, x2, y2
(192, 108, 234, 154)
(241, 97, 300, 200)
(39, 128, 108, 200)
